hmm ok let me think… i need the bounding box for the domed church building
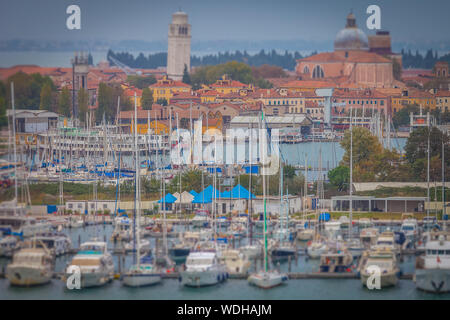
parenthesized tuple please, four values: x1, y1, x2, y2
(295, 13, 394, 88)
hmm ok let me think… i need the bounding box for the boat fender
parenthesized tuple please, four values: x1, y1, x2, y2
(217, 275, 220, 282)
(178, 276, 182, 282)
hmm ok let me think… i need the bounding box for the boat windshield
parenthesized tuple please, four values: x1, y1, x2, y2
(80, 244, 105, 252)
(13, 253, 46, 264)
(366, 260, 393, 270)
(187, 258, 214, 265)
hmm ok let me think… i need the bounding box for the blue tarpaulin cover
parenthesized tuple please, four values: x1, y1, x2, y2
(192, 185, 222, 204)
(243, 165, 259, 174)
(47, 205, 57, 214)
(158, 193, 178, 204)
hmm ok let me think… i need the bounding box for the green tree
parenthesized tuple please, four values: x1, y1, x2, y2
(141, 88, 153, 110)
(126, 75, 156, 89)
(180, 169, 212, 193)
(96, 83, 126, 123)
(392, 103, 420, 127)
(405, 127, 450, 180)
(328, 166, 350, 191)
(0, 96, 7, 128)
(58, 87, 72, 117)
(182, 64, 191, 85)
(77, 88, 89, 123)
(39, 82, 53, 110)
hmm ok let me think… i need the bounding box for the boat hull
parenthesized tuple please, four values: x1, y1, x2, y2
(6, 266, 52, 286)
(122, 273, 161, 287)
(248, 272, 288, 289)
(415, 269, 450, 293)
(180, 270, 227, 287)
(361, 271, 398, 288)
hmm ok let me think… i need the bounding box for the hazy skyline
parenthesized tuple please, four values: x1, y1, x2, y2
(1, 0, 450, 45)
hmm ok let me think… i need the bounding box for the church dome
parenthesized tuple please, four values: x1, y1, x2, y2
(334, 13, 369, 51)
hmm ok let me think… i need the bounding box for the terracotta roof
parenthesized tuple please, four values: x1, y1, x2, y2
(281, 80, 336, 89)
(298, 51, 391, 64)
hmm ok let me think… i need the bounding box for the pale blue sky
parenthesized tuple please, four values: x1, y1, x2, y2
(1, 0, 449, 44)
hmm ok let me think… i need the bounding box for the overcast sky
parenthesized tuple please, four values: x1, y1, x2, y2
(1, 0, 449, 44)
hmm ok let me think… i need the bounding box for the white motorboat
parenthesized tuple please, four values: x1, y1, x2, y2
(240, 243, 262, 260)
(35, 232, 72, 256)
(324, 221, 342, 238)
(124, 238, 151, 254)
(6, 240, 54, 286)
(400, 218, 419, 242)
(191, 210, 209, 228)
(297, 228, 315, 241)
(180, 251, 228, 287)
(65, 240, 114, 288)
(319, 245, 354, 273)
(0, 206, 51, 238)
(359, 247, 399, 288)
(372, 230, 400, 255)
(360, 227, 379, 248)
(219, 249, 251, 275)
(307, 240, 329, 259)
(68, 216, 84, 228)
(415, 234, 450, 293)
(248, 271, 288, 289)
(0, 235, 18, 257)
(346, 238, 364, 258)
(111, 216, 132, 241)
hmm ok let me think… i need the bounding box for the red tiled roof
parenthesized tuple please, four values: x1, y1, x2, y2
(298, 51, 391, 64)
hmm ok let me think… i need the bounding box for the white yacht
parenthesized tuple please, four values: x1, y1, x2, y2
(372, 230, 400, 255)
(359, 247, 399, 288)
(191, 210, 209, 228)
(219, 249, 251, 275)
(122, 255, 161, 287)
(0, 235, 18, 257)
(240, 242, 263, 260)
(180, 252, 228, 287)
(6, 241, 54, 286)
(360, 228, 378, 249)
(307, 239, 329, 259)
(415, 234, 450, 293)
(400, 219, 419, 242)
(248, 271, 288, 289)
(67, 216, 84, 228)
(324, 221, 342, 238)
(0, 202, 51, 238)
(35, 232, 72, 256)
(111, 216, 132, 241)
(297, 228, 315, 241)
(65, 240, 114, 288)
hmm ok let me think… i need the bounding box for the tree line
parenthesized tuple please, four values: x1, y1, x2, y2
(328, 126, 450, 192)
(108, 48, 450, 71)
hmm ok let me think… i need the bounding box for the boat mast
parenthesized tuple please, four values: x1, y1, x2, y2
(133, 93, 141, 267)
(10, 82, 18, 213)
(427, 113, 430, 219)
(261, 111, 268, 273)
(249, 122, 253, 245)
(349, 100, 353, 238)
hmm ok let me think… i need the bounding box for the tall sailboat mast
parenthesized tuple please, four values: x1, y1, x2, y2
(10, 82, 18, 213)
(133, 93, 141, 268)
(349, 101, 353, 237)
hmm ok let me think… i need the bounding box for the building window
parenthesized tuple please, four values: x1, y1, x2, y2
(303, 66, 310, 74)
(312, 65, 324, 79)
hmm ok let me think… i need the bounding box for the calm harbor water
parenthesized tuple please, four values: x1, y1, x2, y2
(1, 224, 449, 300)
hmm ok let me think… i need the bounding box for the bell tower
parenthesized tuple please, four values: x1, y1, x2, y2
(167, 11, 191, 81)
